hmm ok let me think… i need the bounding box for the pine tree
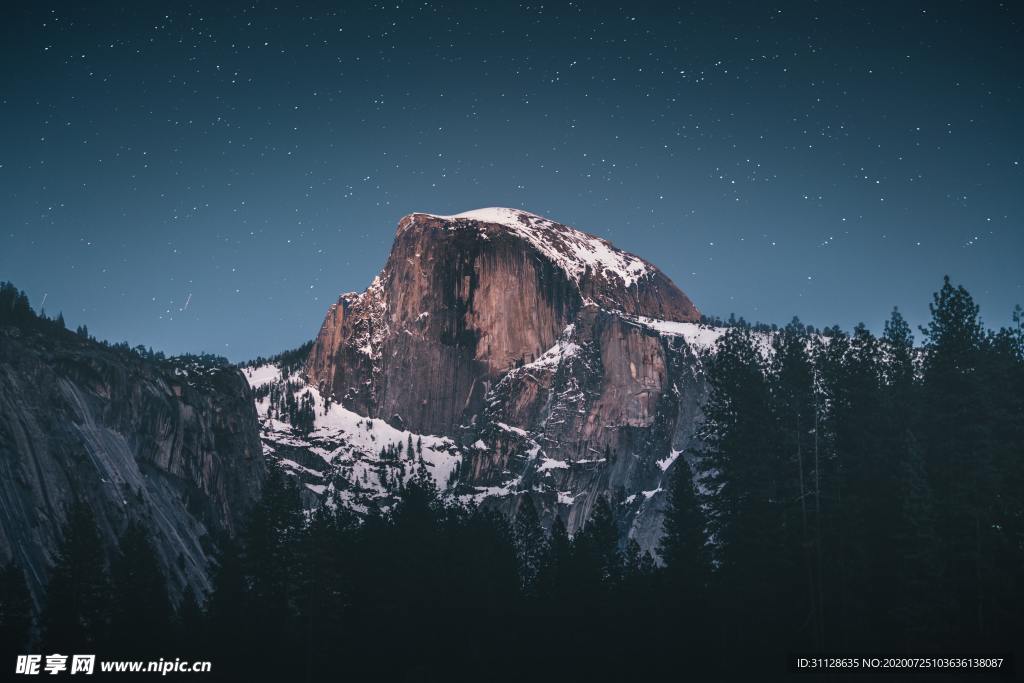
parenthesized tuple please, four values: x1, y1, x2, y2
(920, 276, 993, 643)
(0, 562, 33, 661)
(573, 496, 620, 590)
(294, 506, 352, 678)
(769, 320, 822, 644)
(174, 587, 206, 657)
(108, 522, 172, 657)
(658, 457, 710, 597)
(891, 434, 944, 649)
(206, 536, 247, 672)
(512, 494, 547, 593)
(696, 328, 799, 653)
(882, 307, 915, 395)
(978, 315, 1024, 647)
(0, 283, 34, 324)
(619, 539, 658, 624)
(535, 514, 573, 608)
(294, 391, 316, 433)
(243, 469, 303, 663)
(923, 276, 985, 376)
(41, 502, 113, 650)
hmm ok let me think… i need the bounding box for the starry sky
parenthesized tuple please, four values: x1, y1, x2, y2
(2, 1, 1021, 361)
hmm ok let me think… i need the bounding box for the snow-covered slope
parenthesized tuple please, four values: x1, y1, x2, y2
(625, 316, 777, 358)
(244, 364, 463, 512)
(246, 315, 752, 547)
(418, 208, 653, 288)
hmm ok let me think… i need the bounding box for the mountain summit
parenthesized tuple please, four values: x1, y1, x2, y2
(405, 208, 695, 304)
(307, 208, 699, 436)
(402, 208, 699, 318)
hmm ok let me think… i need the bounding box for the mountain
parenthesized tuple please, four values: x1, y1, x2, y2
(252, 208, 727, 555)
(0, 311, 264, 606)
(307, 208, 699, 435)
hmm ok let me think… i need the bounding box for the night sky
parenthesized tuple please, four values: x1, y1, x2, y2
(2, 1, 1021, 361)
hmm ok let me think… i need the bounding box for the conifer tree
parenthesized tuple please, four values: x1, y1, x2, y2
(891, 434, 944, 649)
(108, 522, 172, 657)
(826, 324, 890, 645)
(512, 494, 547, 593)
(243, 469, 303, 661)
(174, 587, 206, 656)
(41, 502, 112, 650)
(882, 307, 915, 395)
(920, 276, 992, 642)
(0, 562, 33, 661)
(205, 536, 247, 671)
(536, 514, 573, 607)
(294, 506, 351, 677)
(0, 283, 33, 324)
(696, 328, 799, 651)
(573, 496, 620, 590)
(658, 458, 710, 596)
(769, 320, 821, 642)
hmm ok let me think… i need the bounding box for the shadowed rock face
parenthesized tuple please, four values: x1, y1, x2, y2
(471, 307, 710, 543)
(304, 208, 708, 552)
(0, 326, 264, 606)
(307, 208, 699, 436)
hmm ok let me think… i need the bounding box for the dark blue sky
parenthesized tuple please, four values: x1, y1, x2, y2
(2, 1, 1021, 361)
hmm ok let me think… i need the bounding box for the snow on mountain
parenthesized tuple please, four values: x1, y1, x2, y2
(628, 317, 728, 349)
(413, 207, 653, 288)
(246, 313, 780, 540)
(246, 314, 761, 525)
(626, 315, 778, 358)
(243, 364, 463, 511)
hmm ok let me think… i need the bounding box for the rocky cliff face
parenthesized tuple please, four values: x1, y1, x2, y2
(0, 325, 265, 606)
(307, 208, 699, 436)
(287, 208, 718, 555)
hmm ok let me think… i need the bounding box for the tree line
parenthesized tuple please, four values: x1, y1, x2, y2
(0, 281, 230, 369)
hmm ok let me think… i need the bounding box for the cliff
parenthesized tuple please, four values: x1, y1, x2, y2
(0, 323, 265, 606)
(307, 208, 699, 435)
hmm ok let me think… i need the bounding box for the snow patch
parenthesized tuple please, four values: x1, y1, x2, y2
(252, 369, 462, 493)
(628, 317, 775, 358)
(243, 364, 282, 389)
(657, 449, 682, 471)
(416, 208, 652, 288)
(538, 457, 570, 472)
(495, 422, 528, 437)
